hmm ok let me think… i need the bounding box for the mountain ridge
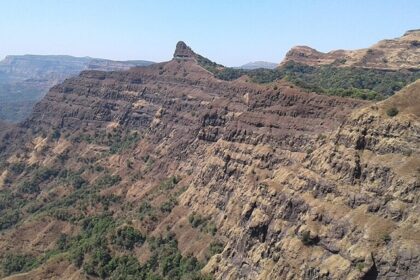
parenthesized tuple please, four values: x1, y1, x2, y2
(0, 38, 418, 280)
(281, 30, 420, 70)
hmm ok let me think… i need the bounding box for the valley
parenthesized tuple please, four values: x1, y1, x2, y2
(0, 55, 154, 123)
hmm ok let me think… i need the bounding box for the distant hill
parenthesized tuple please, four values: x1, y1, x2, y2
(238, 61, 277, 69)
(280, 29, 420, 70)
(0, 55, 154, 122)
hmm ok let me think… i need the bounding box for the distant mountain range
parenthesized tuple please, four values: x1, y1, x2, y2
(0, 55, 154, 122)
(238, 61, 277, 69)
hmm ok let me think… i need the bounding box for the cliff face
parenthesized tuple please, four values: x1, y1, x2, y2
(281, 30, 420, 70)
(0, 42, 418, 280)
(196, 80, 420, 279)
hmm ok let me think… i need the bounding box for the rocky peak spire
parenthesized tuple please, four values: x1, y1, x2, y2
(173, 41, 196, 60)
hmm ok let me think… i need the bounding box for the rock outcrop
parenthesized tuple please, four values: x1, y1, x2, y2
(281, 29, 420, 70)
(173, 41, 197, 60)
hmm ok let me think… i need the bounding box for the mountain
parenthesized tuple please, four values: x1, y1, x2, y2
(0, 40, 419, 280)
(238, 61, 277, 70)
(281, 29, 420, 70)
(0, 55, 154, 123)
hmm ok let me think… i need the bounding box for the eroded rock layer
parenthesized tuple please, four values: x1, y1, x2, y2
(281, 30, 420, 70)
(0, 43, 418, 280)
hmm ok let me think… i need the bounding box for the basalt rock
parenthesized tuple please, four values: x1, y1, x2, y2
(0, 42, 419, 280)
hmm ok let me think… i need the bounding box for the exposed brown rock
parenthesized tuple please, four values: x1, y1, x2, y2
(0, 41, 418, 280)
(173, 41, 197, 60)
(281, 30, 420, 70)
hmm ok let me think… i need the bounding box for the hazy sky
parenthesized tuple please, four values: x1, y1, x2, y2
(0, 0, 419, 66)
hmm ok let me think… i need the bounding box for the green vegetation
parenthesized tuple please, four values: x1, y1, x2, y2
(300, 230, 318, 246)
(159, 176, 180, 191)
(8, 162, 27, 175)
(189, 213, 217, 236)
(111, 226, 145, 250)
(189, 213, 208, 228)
(0, 123, 208, 279)
(0, 209, 20, 230)
(94, 174, 122, 189)
(206, 241, 224, 259)
(138, 201, 158, 222)
(356, 262, 365, 272)
(109, 131, 140, 154)
(74, 130, 141, 154)
(14, 166, 57, 194)
(160, 197, 178, 213)
(146, 234, 210, 280)
(200, 60, 420, 100)
(51, 129, 61, 140)
(1, 254, 37, 276)
(387, 107, 399, 117)
(51, 215, 211, 279)
(382, 233, 392, 244)
(196, 54, 224, 74)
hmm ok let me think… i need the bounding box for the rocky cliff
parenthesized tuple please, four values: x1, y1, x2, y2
(281, 30, 420, 70)
(0, 42, 418, 280)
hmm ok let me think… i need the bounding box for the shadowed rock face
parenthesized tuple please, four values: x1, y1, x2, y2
(0, 42, 418, 280)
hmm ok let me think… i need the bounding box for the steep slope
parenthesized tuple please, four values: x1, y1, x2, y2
(0, 42, 418, 279)
(198, 80, 420, 279)
(281, 29, 420, 70)
(0, 55, 154, 123)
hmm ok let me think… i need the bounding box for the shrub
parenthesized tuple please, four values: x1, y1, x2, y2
(51, 129, 61, 140)
(146, 235, 205, 278)
(1, 254, 37, 276)
(111, 226, 145, 250)
(356, 262, 365, 272)
(18, 180, 40, 194)
(300, 230, 319, 246)
(206, 241, 224, 259)
(109, 131, 140, 154)
(82, 245, 112, 278)
(56, 233, 70, 250)
(0, 210, 20, 230)
(95, 174, 121, 188)
(160, 197, 178, 213)
(386, 107, 399, 117)
(138, 201, 157, 221)
(382, 233, 391, 243)
(159, 176, 180, 190)
(9, 162, 26, 174)
(50, 209, 72, 221)
(107, 255, 143, 279)
(188, 213, 207, 228)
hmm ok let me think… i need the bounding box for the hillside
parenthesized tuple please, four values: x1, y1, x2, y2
(0, 41, 418, 280)
(281, 29, 420, 70)
(0, 55, 154, 123)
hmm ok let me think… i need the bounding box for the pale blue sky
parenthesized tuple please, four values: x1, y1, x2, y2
(0, 0, 419, 66)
